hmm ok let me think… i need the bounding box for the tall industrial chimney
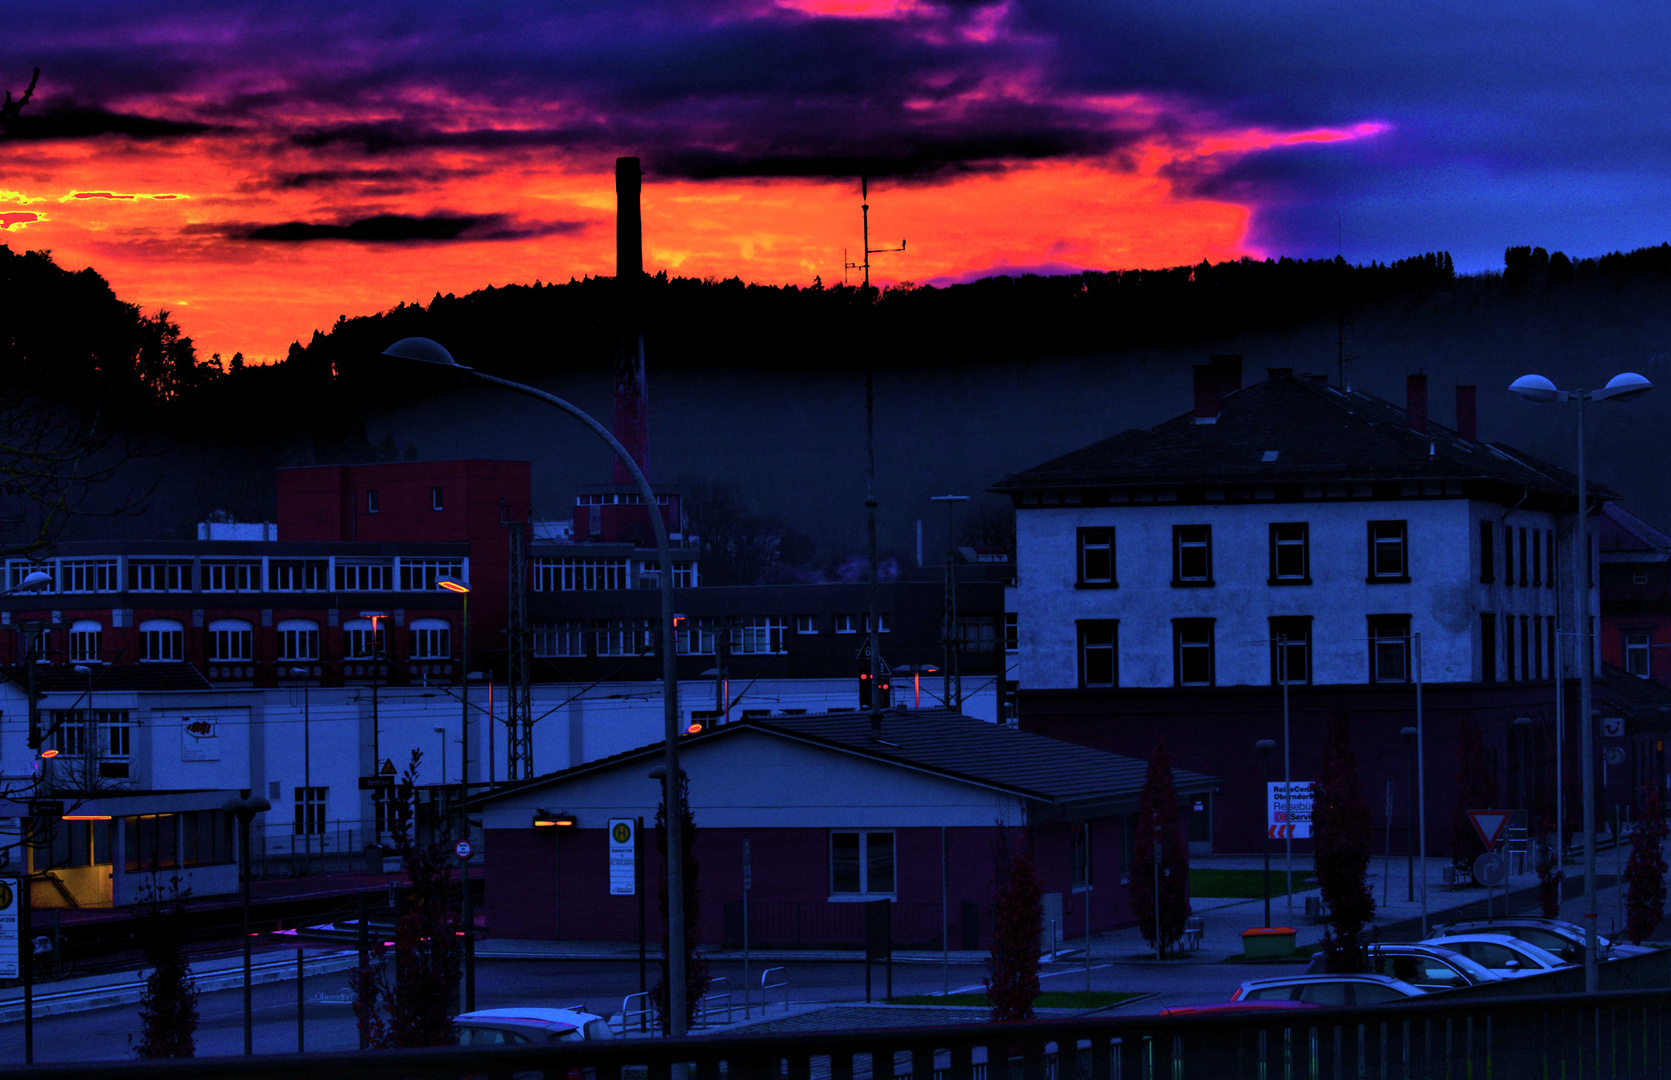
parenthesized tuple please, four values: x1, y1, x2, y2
(614, 157, 649, 484)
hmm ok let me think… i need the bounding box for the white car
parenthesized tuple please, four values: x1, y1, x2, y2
(452, 1007, 616, 1045)
(1429, 917, 1655, 964)
(1421, 933, 1571, 978)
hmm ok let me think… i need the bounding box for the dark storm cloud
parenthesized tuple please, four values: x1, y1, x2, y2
(0, 102, 211, 141)
(211, 213, 589, 243)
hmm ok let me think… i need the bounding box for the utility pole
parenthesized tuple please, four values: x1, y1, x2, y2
(502, 501, 534, 780)
(931, 496, 968, 712)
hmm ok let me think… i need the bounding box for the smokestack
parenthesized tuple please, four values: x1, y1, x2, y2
(1456, 384, 1477, 441)
(614, 157, 649, 484)
(1406, 372, 1429, 434)
(1192, 354, 1243, 424)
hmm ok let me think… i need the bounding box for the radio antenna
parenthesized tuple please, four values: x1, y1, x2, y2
(843, 175, 906, 291)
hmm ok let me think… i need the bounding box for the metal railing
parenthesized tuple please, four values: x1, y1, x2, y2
(761, 966, 789, 1013)
(12, 986, 1666, 1079)
(697, 977, 732, 1027)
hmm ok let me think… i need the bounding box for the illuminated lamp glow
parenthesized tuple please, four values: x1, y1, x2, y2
(61, 814, 111, 821)
(38, 749, 58, 758)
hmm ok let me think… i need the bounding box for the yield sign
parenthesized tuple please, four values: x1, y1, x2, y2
(1467, 809, 1512, 849)
(380, 758, 398, 775)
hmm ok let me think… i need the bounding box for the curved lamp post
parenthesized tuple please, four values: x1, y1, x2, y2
(222, 792, 272, 1054)
(381, 336, 687, 1034)
(1255, 738, 1275, 928)
(1509, 369, 1651, 994)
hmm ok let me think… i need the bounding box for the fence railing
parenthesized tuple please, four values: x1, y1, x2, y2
(722, 901, 946, 949)
(13, 985, 1667, 1080)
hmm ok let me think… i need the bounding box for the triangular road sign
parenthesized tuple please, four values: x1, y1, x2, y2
(380, 758, 398, 775)
(1467, 809, 1511, 849)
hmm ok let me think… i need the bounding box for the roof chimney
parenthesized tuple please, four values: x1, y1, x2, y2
(1406, 372, 1429, 434)
(613, 157, 649, 484)
(1456, 384, 1477, 441)
(1193, 354, 1243, 424)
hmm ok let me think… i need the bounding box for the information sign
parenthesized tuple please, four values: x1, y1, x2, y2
(0, 876, 18, 979)
(1266, 781, 1313, 839)
(455, 840, 472, 860)
(608, 818, 636, 896)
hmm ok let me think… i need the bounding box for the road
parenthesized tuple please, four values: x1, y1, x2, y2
(0, 951, 1296, 1062)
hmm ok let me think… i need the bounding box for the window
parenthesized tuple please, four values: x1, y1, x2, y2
(50, 708, 132, 778)
(1546, 615, 1556, 678)
(335, 561, 393, 591)
(1072, 823, 1091, 890)
(833, 614, 857, 634)
(795, 615, 818, 634)
(1547, 530, 1556, 589)
(1173, 619, 1215, 686)
(58, 559, 117, 593)
(68, 619, 101, 663)
(864, 612, 892, 634)
(1520, 615, 1531, 678)
(1479, 521, 1495, 583)
(735, 616, 787, 655)
(1503, 525, 1515, 587)
(1269, 616, 1311, 685)
(1004, 612, 1019, 652)
(124, 814, 178, 872)
(1635, 570, 1650, 586)
(1519, 528, 1529, 586)
(1481, 614, 1496, 683)
(400, 558, 465, 592)
(367, 490, 379, 514)
(676, 618, 717, 656)
(202, 560, 260, 592)
(268, 559, 328, 591)
(1626, 632, 1651, 678)
(294, 787, 327, 836)
(207, 618, 252, 661)
(532, 621, 589, 657)
(531, 556, 627, 591)
(409, 618, 451, 660)
(342, 619, 386, 659)
(139, 618, 183, 661)
(1367, 521, 1409, 582)
(672, 561, 696, 588)
(1504, 616, 1516, 681)
(181, 810, 234, 867)
(7, 561, 52, 591)
(1532, 529, 1542, 587)
(1269, 523, 1310, 584)
(275, 618, 320, 662)
(1077, 620, 1117, 688)
(1368, 615, 1411, 683)
(1077, 527, 1115, 586)
(597, 619, 653, 656)
(128, 560, 191, 592)
(1172, 525, 1212, 585)
(1533, 616, 1543, 679)
(958, 614, 996, 654)
(829, 830, 895, 896)
(431, 486, 444, 510)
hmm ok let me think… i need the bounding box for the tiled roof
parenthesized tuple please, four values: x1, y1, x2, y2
(480, 708, 1218, 812)
(992, 375, 1592, 499)
(2, 663, 214, 694)
(1595, 664, 1671, 721)
(1599, 503, 1671, 556)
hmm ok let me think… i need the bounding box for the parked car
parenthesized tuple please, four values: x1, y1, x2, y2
(1420, 933, 1571, 978)
(1230, 973, 1426, 1007)
(452, 1007, 616, 1045)
(1429, 917, 1655, 964)
(1160, 1000, 1322, 1017)
(1303, 942, 1501, 992)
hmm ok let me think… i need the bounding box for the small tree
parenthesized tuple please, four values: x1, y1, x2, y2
(353, 751, 463, 1048)
(651, 770, 710, 1033)
(1449, 719, 1499, 876)
(985, 830, 1042, 1023)
(132, 876, 199, 1058)
(1624, 787, 1669, 944)
(1311, 716, 1375, 973)
(1128, 741, 1190, 956)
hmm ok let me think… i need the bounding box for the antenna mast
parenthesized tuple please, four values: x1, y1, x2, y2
(844, 176, 906, 290)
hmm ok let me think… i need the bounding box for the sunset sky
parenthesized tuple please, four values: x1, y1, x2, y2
(4, 3, 1669, 363)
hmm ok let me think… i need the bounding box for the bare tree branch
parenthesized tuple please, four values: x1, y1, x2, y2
(0, 68, 39, 129)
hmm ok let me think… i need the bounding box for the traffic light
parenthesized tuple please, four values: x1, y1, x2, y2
(878, 678, 891, 709)
(859, 671, 871, 708)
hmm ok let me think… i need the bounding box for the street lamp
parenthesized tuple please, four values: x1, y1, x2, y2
(1510, 369, 1651, 994)
(221, 792, 272, 1055)
(1255, 739, 1275, 928)
(384, 336, 688, 1033)
(1, 570, 51, 598)
(930, 495, 969, 712)
(434, 726, 447, 788)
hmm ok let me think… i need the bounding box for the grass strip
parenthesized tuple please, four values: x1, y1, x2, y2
(1190, 868, 1306, 899)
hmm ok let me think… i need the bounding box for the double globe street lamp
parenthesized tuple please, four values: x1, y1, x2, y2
(1508, 370, 1651, 995)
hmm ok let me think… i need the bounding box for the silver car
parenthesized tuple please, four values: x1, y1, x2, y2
(1429, 917, 1655, 964)
(1422, 933, 1571, 977)
(1304, 942, 1500, 992)
(1231, 973, 1426, 1006)
(452, 1007, 616, 1045)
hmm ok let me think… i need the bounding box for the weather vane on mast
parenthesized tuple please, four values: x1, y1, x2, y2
(844, 175, 905, 290)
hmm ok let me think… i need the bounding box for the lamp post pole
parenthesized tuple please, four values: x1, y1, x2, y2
(1256, 739, 1274, 928)
(1414, 631, 1428, 935)
(434, 726, 447, 789)
(222, 793, 271, 1055)
(437, 575, 474, 1008)
(1279, 635, 1292, 924)
(1401, 726, 1417, 902)
(383, 337, 687, 1035)
(1510, 371, 1652, 995)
